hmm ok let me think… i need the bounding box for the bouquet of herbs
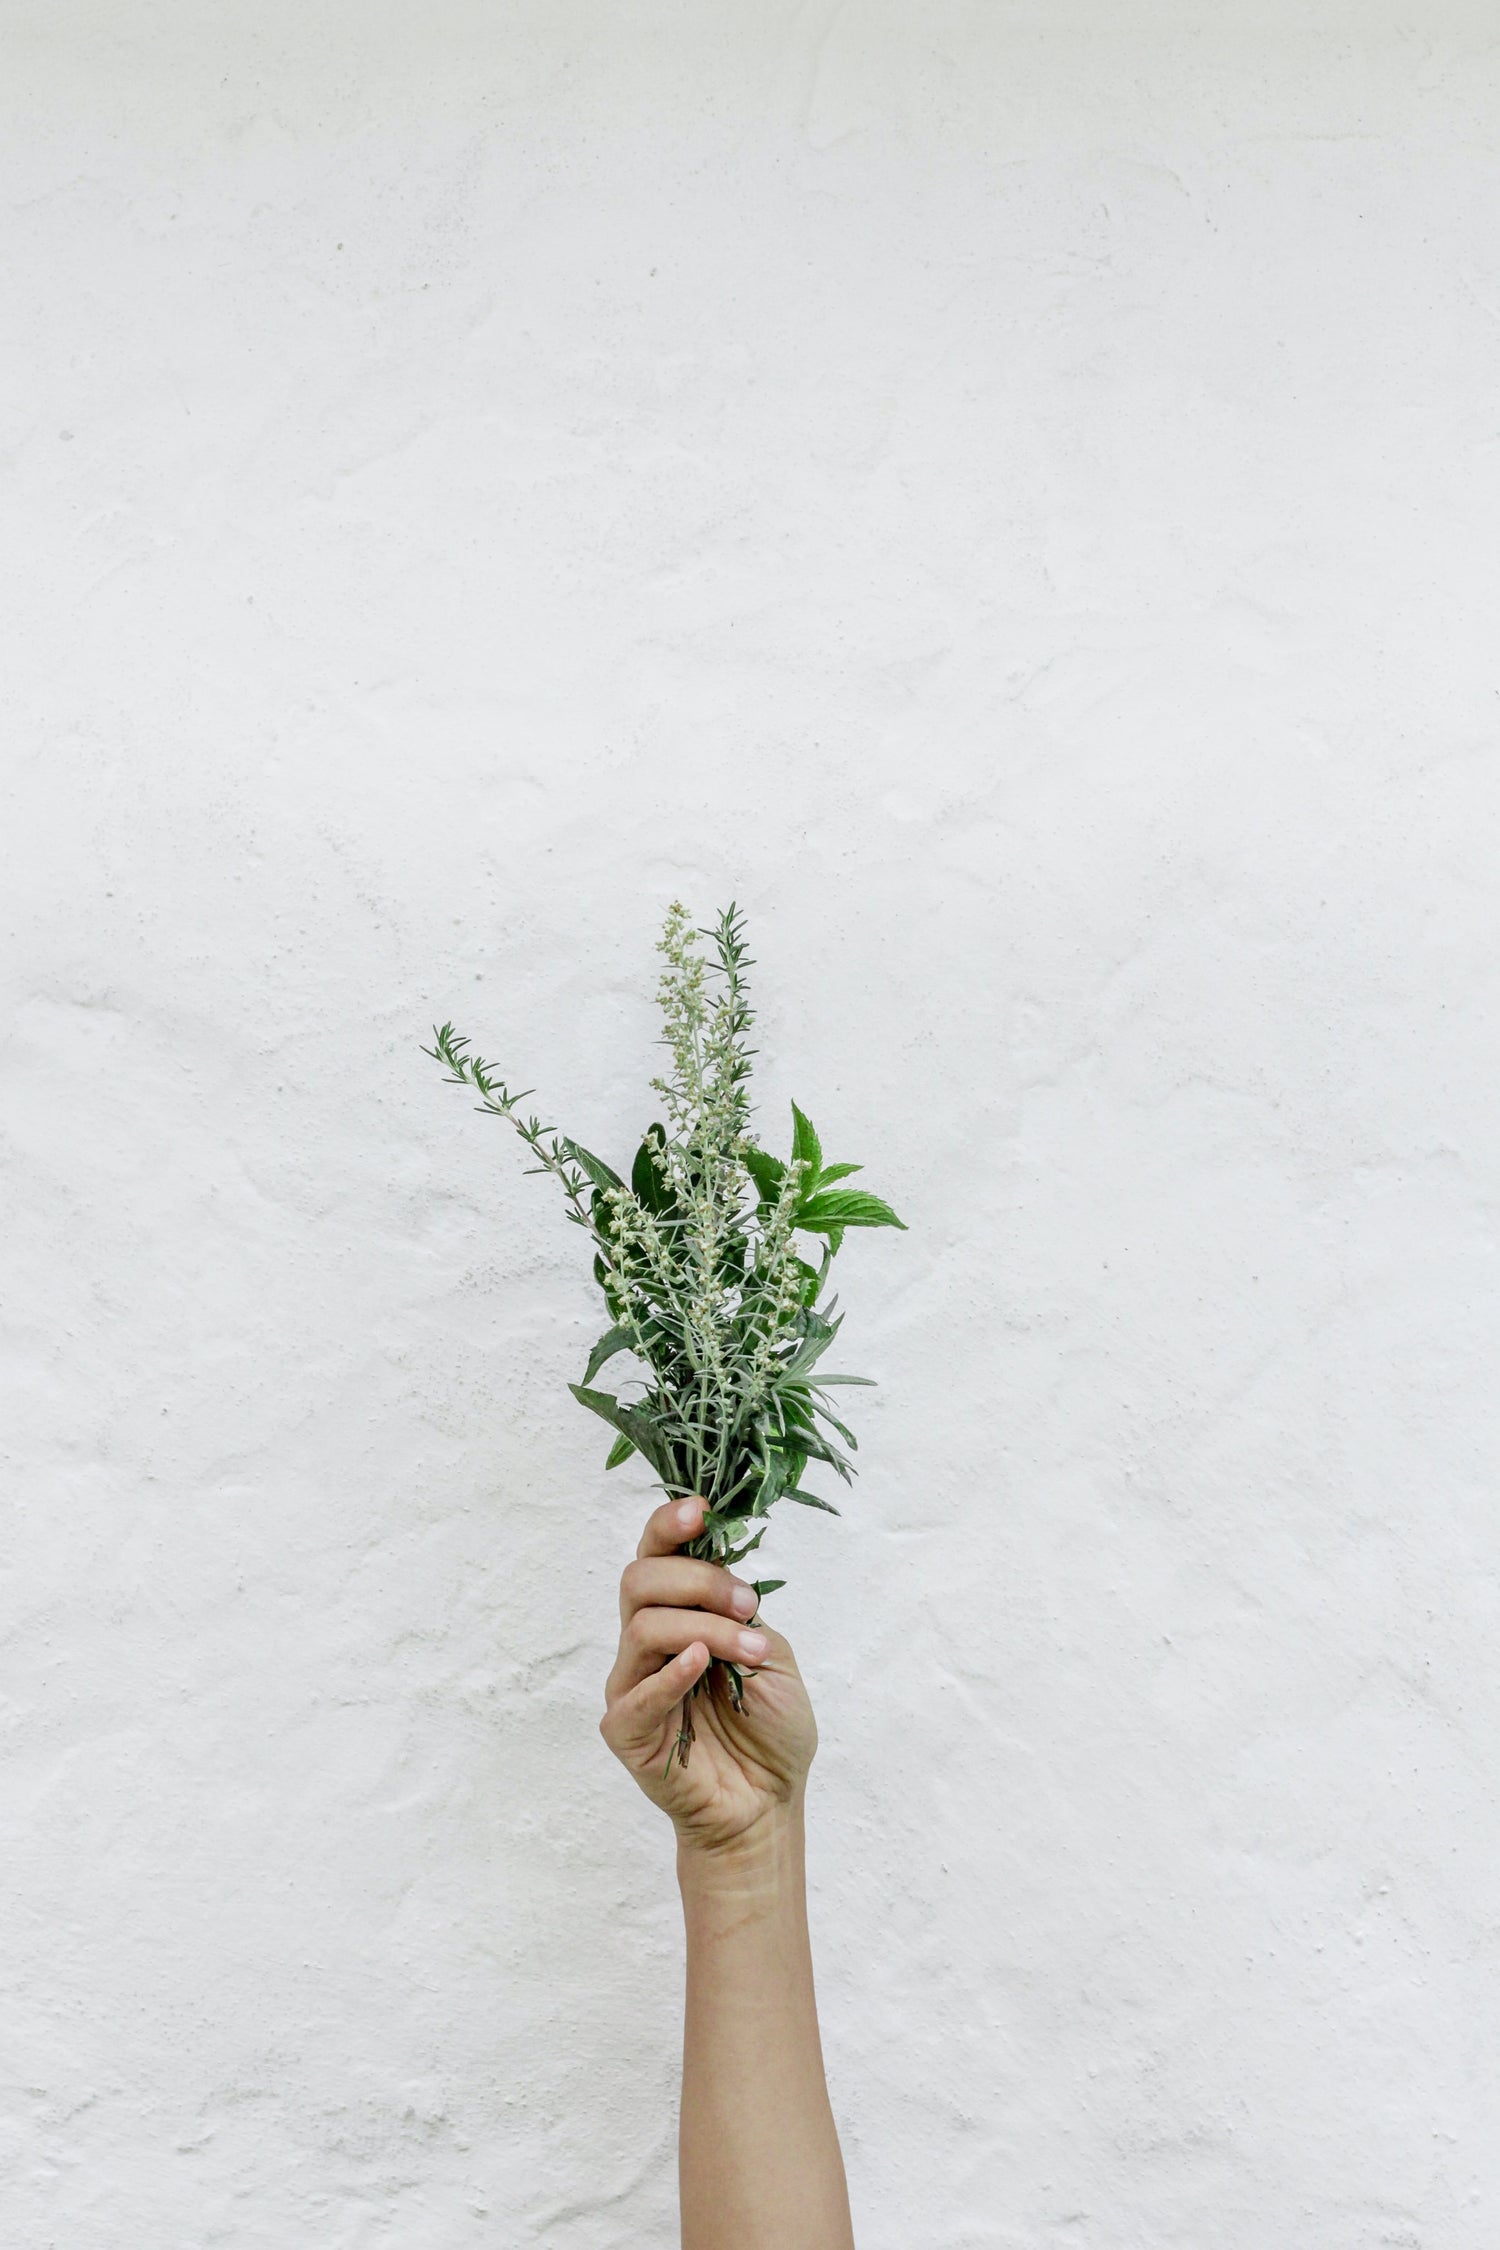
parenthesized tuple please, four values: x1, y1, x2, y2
(424, 901, 904, 1762)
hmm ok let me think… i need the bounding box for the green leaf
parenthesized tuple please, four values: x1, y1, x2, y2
(743, 1145, 784, 1205)
(568, 1384, 675, 1482)
(773, 1413, 852, 1481)
(813, 1161, 863, 1187)
(631, 1124, 674, 1214)
(752, 1578, 786, 1598)
(795, 1188, 906, 1232)
(722, 1524, 768, 1566)
(787, 1487, 842, 1515)
(811, 1397, 858, 1449)
(767, 1444, 807, 1490)
(781, 1308, 843, 1377)
(794, 1256, 823, 1307)
(811, 1373, 877, 1386)
(562, 1139, 625, 1194)
(604, 1433, 635, 1470)
(790, 1102, 822, 1179)
(751, 1448, 790, 1516)
(582, 1324, 633, 1386)
(799, 1425, 855, 1480)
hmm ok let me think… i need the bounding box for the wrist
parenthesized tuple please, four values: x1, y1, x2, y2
(676, 1798, 807, 1901)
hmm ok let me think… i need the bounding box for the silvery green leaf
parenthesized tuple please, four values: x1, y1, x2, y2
(561, 1139, 625, 1193)
(811, 1398, 858, 1449)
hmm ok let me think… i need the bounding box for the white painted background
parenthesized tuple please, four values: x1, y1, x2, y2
(5, 5, 1499, 2243)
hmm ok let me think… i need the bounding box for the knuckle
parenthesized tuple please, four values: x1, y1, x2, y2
(622, 1611, 650, 1655)
(620, 1559, 648, 1603)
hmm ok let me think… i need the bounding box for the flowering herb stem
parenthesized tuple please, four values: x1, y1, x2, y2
(424, 901, 905, 1761)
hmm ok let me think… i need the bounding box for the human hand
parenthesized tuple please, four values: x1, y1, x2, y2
(600, 1496, 818, 1858)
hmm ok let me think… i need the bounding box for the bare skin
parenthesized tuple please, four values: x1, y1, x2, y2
(600, 1493, 856, 2250)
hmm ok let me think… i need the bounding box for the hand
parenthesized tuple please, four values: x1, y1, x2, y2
(600, 1495, 819, 1857)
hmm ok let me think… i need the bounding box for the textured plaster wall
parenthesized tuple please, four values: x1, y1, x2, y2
(5, 5, 1500, 2244)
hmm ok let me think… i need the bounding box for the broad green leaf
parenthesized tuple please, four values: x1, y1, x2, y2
(582, 1324, 633, 1386)
(790, 1102, 822, 1178)
(795, 1188, 906, 1232)
(562, 1139, 625, 1194)
(604, 1433, 635, 1470)
(787, 1487, 842, 1515)
(631, 1125, 674, 1214)
(743, 1145, 784, 1204)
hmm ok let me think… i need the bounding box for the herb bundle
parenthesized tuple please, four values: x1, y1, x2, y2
(424, 901, 904, 1765)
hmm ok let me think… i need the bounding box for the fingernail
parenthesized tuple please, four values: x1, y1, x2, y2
(729, 1583, 758, 1619)
(676, 1500, 701, 1530)
(738, 1629, 769, 1662)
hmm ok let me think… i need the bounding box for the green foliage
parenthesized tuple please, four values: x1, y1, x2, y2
(422, 900, 905, 1608)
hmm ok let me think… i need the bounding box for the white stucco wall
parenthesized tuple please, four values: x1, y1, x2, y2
(5, 5, 1499, 2243)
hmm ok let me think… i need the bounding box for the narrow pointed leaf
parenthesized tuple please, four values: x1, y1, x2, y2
(723, 1524, 769, 1566)
(562, 1139, 625, 1194)
(782, 1311, 843, 1378)
(582, 1324, 633, 1386)
(604, 1433, 635, 1469)
(811, 1398, 859, 1448)
(568, 1384, 675, 1482)
(790, 1102, 822, 1178)
(752, 1449, 789, 1516)
(787, 1488, 842, 1515)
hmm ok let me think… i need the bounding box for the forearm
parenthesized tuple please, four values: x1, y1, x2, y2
(678, 1804, 855, 2250)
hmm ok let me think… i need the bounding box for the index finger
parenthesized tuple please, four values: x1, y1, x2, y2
(637, 1494, 706, 1560)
